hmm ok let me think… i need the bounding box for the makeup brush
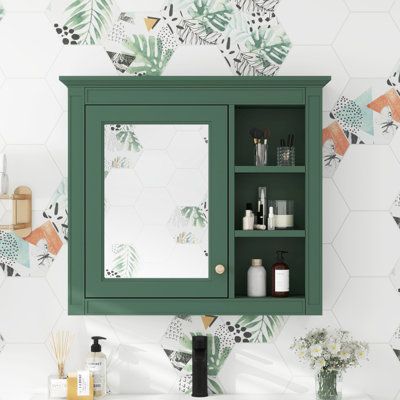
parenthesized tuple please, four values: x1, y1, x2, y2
(249, 127, 264, 144)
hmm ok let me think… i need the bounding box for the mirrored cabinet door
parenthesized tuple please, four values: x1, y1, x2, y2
(85, 106, 228, 298)
(103, 123, 209, 279)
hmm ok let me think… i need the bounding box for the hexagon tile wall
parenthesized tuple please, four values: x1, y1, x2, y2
(1, 0, 400, 398)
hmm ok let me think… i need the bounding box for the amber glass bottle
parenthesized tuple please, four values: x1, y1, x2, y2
(271, 250, 289, 297)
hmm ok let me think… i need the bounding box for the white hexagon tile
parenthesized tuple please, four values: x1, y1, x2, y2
(322, 178, 349, 243)
(333, 278, 400, 342)
(333, 212, 400, 276)
(0, 278, 62, 342)
(333, 13, 400, 78)
(323, 244, 349, 309)
(0, 81, 62, 145)
(0, 13, 62, 78)
(277, 0, 348, 45)
(334, 145, 400, 210)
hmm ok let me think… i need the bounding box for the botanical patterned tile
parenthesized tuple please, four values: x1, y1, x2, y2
(329, 78, 400, 145)
(0, 231, 30, 277)
(105, 243, 140, 278)
(162, 315, 235, 394)
(391, 325, 400, 361)
(322, 121, 349, 177)
(367, 89, 400, 143)
(162, 0, 234, 46)
(224, 315, 285, 343)
(43, 178, 68, 243)
(0, 3, 4, 21)
(104, 11, 177, 74)
(24, 221, 63, 256)
(105, 123, 142, 160)
(168, 203, 208, 245)
(163, 45, 232, 75)
(217, 8, 291, 76)
(47, 0, 120, 45)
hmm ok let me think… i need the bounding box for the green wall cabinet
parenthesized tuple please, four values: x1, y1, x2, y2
(61, 76, 330, 315)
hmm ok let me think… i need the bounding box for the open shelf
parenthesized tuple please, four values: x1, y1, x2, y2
(235, 173, 305, 231)
(235, 106, 305, 166)
(235, 230, 306, 238)
(235, 166, 305, 173)
(234, 237, 305, 298)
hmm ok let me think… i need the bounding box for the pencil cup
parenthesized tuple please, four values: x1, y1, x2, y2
(277, 146, 295, 166)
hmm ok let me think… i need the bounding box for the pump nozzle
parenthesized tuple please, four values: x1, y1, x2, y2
(91, 336, 106, 352)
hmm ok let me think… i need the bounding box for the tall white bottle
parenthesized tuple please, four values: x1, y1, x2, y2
(247, 259, 267, 297)
(85, 336, 107, 397)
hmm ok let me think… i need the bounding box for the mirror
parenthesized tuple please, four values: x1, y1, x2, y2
(104, 123, 209, 279)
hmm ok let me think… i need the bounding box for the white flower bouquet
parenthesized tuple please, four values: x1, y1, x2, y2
(291, 328, 369, 400)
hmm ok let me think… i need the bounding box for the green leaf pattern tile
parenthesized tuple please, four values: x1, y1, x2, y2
(47, 0, 119, 45)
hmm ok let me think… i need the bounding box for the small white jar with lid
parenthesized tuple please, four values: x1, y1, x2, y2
(247, 258, 267, 297)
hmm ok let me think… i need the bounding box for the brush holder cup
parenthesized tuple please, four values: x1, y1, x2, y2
(254, 142, 268, 166)
(277, 146, 295, 166)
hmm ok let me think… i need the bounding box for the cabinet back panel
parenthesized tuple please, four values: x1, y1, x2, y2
(235, 173, 305, 230)
(235, 237, 305, 297)
(235, 107, 305, 166)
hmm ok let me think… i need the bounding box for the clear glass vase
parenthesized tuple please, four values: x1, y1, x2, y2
(315, 370, 342, 400)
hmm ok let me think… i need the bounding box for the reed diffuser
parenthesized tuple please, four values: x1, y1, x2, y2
(48, 331, 74, 399)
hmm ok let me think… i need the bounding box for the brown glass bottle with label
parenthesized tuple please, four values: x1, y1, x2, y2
(271, 251, 289, 297)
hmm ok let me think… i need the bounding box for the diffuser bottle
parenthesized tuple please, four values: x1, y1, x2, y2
(271, 251, 289, 297)
(85, 337, 107, 397)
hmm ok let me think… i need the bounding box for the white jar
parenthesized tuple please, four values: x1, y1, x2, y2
(247, 259, 266, 297)
(242, 210, 254, 230)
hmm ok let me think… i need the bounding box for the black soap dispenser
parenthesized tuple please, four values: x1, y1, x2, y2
(192, 335, 208, 397)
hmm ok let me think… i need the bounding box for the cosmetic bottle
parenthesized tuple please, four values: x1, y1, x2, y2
(257, 204, 264, 225)
(257, 186, 267, 224)
(242, 203, 254, 230)
(247, 258, 266, 297)
(271, 251, 289, 297)
(268, 206, 275, 231)
(85, 337, 107, 398)
(0, 153, 9, 195)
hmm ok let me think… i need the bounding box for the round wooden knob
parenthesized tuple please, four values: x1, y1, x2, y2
(215, 264, 225, 274)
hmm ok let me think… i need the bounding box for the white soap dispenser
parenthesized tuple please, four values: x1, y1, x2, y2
(85, 336, 107, 397)
(247, 258, 267, 297)
(0, 153, 9, 195)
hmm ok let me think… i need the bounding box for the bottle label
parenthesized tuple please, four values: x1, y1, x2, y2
(86, 360, 106, 391)
(77, 370, 90, 396)
(275, 270, 289, 292)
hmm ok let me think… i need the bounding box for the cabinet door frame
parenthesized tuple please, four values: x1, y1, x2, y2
(85, 105, 229, 298)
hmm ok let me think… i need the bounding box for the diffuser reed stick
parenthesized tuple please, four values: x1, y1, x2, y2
(50, 330, 74, 378)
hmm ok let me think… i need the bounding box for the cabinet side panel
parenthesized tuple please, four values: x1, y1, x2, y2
(68, 87, 86, 315)
(305, 87, 323, 314)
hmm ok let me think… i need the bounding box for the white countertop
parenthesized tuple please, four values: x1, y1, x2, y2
(28, 394, 372, 400)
